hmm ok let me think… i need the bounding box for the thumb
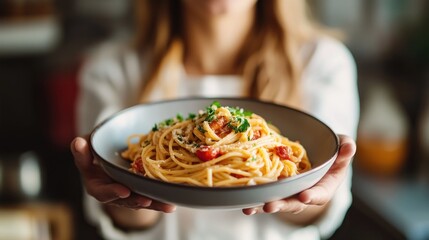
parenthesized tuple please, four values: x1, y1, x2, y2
(71, 137, 94, 178)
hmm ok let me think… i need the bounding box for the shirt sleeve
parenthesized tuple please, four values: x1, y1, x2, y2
(76, 42, 143, 135)
(76, 43, 160, 239)
(302, 37, 360, 139)
(301, 37, 359, 239)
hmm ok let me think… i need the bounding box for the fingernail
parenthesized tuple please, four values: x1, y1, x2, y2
(75, 137, 85, 150)
(249, 209, 257, 215)
(270, 207, 280, 213)
(141, 199, 152, 207)
(73, 138, 86, 158)
(117, 192, 129, 199)
(164, 205, 176, 213)
(70, 138, 78, 154)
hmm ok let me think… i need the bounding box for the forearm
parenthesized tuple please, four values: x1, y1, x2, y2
(103, 204, 161, 230)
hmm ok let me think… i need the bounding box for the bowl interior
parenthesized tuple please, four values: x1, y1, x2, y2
(91, 98, 338, 173)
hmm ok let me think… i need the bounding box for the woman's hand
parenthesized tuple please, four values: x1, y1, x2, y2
(71, 136, 176, 213)
(242, 135, 356, 224)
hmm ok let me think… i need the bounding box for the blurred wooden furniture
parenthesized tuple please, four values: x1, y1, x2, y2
(0, 0, 60, 56)
(0, 203, 73, 240)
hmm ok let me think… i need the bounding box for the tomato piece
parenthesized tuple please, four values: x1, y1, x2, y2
(132, 157, 144, 173)
(209, 116, 232, 137)
(209, 116, 227, 130)
(252, 130, 261, 140)
(231, 173, 244, 179)
(274, 146, 292, 160)
(218, 125, 232, 138)
(195, 146, 220, 162)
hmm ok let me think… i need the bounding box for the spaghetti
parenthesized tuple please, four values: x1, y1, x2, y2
(121, 101, 311, 187)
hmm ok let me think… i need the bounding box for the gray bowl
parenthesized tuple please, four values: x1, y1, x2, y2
(90, 98, 339, 209)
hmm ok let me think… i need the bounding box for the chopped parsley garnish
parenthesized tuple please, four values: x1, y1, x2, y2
(211, 101, 221, 108)
(225, 105, 253, 133)
(164, 118, 174, 126)
(227, 106, 252, 117)
(187, 113, 196, 120)
(228, 116, 250, 133)
(152, 101, 253, 134)
(206, 114, 216, 122)
(205, 101, 220, 122)
(192, 142, 200, 148)
(151, 113, 186, 132)
(203, 101, 253, 133)
(197, 125, 206, 133)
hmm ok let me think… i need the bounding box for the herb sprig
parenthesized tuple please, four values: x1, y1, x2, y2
(228, 116, 250, 133)
(203, 101, 253, 133)
(152, 101, 253, 134)
(152, 113, 193, 132)
(205, 101, 221, 122)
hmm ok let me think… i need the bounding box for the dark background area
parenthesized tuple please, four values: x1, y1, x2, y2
(0, 0, 428, 239)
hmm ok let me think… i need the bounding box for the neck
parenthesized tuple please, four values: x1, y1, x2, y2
(182, 6, 255, 75)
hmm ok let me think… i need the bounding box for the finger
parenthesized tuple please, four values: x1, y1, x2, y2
(148, 200, 177, 213)
(71, 137, 93, 177)
(71, 137, 107, 179)
(263, 198, 307, 214)
(109, 194, 153, 209)
(242, 205, 263, 215)
(71, 137, 131, 202)
(298, 184, 331, 206)
(111, 194, 176, 213)
(86, 181, 131, 203)
(335, 134, 357, 167)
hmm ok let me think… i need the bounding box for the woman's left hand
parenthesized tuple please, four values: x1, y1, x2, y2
(242, 134, 356, 219)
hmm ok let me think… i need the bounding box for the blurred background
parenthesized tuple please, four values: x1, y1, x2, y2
(0, 0, 428, 239)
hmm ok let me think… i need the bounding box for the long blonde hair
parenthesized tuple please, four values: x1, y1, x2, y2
(134, 0, 328, 108)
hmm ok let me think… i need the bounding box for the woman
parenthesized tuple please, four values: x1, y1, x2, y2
(71, 0, 359, 239)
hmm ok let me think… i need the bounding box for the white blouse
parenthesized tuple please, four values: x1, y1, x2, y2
(77, 36, 359, 240)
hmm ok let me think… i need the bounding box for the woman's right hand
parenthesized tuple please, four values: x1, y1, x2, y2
(71, 136, 176, 213)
